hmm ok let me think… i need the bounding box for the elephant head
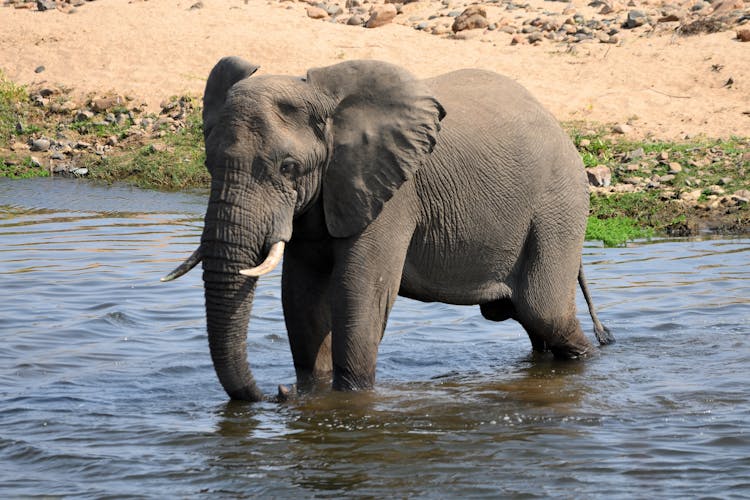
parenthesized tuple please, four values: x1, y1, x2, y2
(163, 57, 445, 401)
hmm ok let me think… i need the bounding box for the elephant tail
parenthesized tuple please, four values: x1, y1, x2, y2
(578, 264, 615, 345)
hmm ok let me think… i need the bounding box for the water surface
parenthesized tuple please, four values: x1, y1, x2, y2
(1, 178, 749, 498)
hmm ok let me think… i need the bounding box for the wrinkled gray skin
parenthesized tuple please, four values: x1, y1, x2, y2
(179, 57, 614, 402)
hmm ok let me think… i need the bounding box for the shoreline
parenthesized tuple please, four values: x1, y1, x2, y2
(1, 76, 748, 245)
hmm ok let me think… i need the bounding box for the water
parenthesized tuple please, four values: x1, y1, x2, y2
(1, 177, 749, 498)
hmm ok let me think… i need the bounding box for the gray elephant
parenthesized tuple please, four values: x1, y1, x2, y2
(163, 57, 614, 401)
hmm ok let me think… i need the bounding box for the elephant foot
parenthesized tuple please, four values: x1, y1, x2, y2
(276, 384, 298, 402)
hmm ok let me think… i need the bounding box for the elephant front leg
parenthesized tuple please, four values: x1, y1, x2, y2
(282, 243, 334, 389)
(329, 234, 411, 392)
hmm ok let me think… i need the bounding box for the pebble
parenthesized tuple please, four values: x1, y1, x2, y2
(732, 189, 750, 204)
(347, 14, 364, 25)
(36, 0, 55, 12)
(452, 6, 488, 32)
(586, 165, 612, 187)
(612, 123, 633, 134)
(624, 10, 649, 29)
(306, 6, 328, 19)
(668, 162, 683, 173)
(30, 138, 51, 152)
(75, 110, 94, 122)
(365, 4, 397, 28)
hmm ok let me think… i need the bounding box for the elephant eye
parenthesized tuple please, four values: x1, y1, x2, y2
(279, 157, 300, 175)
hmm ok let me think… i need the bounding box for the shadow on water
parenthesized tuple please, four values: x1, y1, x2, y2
(204, 355, 595, 496)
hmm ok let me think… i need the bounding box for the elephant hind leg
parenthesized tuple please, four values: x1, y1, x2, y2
(512, 219, 594, 358)
(516, 314, 593, 358)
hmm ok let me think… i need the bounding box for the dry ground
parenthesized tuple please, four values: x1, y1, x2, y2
(2, 0, 749, 140)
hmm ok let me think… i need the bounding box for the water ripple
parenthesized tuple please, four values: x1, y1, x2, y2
(1, 179, 749, 498)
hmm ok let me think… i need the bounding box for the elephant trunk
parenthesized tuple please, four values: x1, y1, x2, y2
(203, 262, 263, 401)
(201, 170, 267, 402)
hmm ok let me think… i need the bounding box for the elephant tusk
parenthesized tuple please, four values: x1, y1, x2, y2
(239, 241, 285, 277)
(160, 247, 203, 282)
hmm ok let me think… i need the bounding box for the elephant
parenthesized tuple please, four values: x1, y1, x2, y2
(163, 56, 614, 402)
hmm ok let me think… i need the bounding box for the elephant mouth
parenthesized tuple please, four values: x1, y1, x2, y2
(161, 240, 285, 282)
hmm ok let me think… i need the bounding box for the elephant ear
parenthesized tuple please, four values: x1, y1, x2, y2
(202, 56, 259, 140)
(307, 61, 446, 238)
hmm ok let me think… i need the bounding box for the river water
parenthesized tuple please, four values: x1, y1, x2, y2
(1, 177, 749, 498)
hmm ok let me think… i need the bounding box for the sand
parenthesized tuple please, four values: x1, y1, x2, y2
(1, 0, 749, 140)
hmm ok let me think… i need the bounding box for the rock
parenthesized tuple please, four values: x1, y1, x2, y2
(30, 156, 43, 168)
(528, 32, 544, 43)
(599, 2, 623, 15)
(31, 138, 51, 152)
(624, 10, 648, 29)
(623, 176, 643, 185)
(347, 14, 364, 25)
(738, 29, 750, 42)
(36, 0, 56, 11)
(626, 147, 644, 161)
(365, 4, 397, 28)
(679, 189, 702, 203)
(668, 162, 683, 174)
(658, 13, 681, 23)
(306, 6, 328, 19)
(90, 95, 123, 112)
(732, 189, 750, 204)
(707, 185, 725, 195)
(586, 165, 612, 187)
(75, 110, 95, 122)
(452, 6, 489, 32)
(326, 4, 343, 17)
(34, 65, 45, 74)
(72, 168, 89, 177)
(189, 1, 203, 9)
(432, 23, 453, 35)
(711, 0, 744, 15)
(612, 123, 632, 134)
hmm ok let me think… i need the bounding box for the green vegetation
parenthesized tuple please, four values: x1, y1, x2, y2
(0, 72, 27, 142)
(585, 215, 653, 247)
(569, 125, 749, 245)
(90, 111, 209, 189)
(1, 74, 748, 244)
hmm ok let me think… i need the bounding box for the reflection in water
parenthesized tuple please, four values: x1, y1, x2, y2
(1, 178, 750, 497)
